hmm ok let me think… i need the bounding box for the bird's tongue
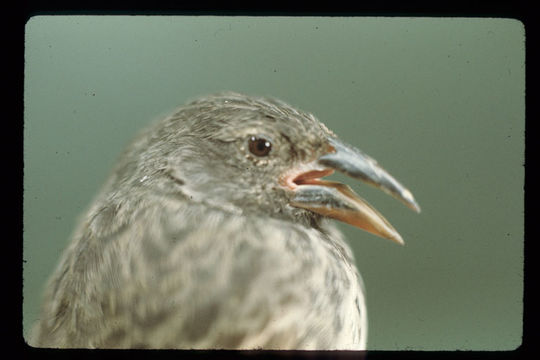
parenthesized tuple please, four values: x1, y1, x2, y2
(290, 179, 404, 244)
(287, 136, 419, 244)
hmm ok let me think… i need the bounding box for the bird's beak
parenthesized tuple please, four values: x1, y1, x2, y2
(286, 137, 420, 245)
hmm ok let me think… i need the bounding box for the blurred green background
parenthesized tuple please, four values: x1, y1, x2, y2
(23, 16, 524, 350)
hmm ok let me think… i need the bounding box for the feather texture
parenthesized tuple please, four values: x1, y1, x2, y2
(32, 195, 366, 349)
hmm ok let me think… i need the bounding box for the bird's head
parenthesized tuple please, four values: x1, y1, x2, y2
(124, 92, 419, 244)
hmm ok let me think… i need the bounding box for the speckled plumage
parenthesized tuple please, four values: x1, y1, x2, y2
(31, 92, 368, 349)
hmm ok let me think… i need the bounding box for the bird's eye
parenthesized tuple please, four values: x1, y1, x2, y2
(248, 136, 272, 157)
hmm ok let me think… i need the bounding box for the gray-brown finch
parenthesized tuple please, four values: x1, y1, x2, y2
(31, 92, 420, 349)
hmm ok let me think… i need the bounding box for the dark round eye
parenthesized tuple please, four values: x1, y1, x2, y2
(248, 136, 272, 157)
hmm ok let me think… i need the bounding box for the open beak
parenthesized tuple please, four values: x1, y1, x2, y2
(286, 137, 420, 245)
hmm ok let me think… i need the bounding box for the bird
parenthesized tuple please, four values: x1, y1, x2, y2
(30, 92, 420, 350)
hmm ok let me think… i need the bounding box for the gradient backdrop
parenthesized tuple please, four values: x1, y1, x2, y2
(23, 16, 524, 350)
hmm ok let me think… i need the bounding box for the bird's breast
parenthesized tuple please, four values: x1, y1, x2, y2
(155, 205, 367, 349)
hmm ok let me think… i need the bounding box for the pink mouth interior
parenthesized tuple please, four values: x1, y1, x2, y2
(292, 169, 335, 186)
